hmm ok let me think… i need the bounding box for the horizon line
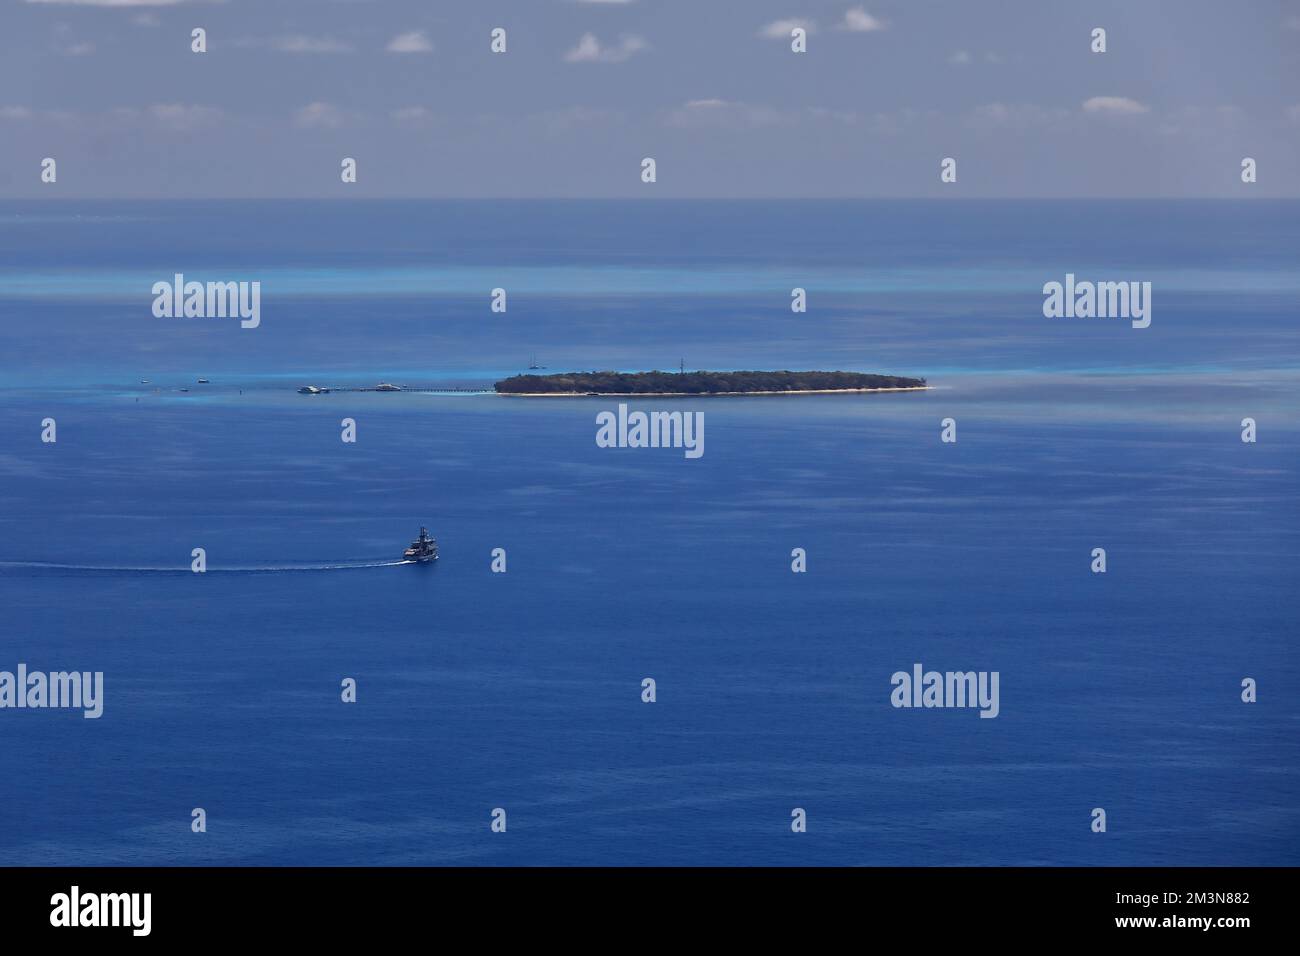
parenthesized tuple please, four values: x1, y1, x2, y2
(1, 195, 1294, 202)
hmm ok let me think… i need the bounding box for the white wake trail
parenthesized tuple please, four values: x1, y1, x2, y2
(0, 560, 415, 574)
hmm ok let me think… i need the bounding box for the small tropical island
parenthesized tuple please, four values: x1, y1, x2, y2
(494, 370, 928, 396)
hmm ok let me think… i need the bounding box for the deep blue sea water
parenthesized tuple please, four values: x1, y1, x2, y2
(0, 200, 1296, 865)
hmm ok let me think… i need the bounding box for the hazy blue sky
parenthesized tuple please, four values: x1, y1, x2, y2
(1, 0, 1298, 197)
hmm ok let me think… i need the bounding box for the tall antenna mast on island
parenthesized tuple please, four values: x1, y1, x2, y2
(680, 357, 685, 375)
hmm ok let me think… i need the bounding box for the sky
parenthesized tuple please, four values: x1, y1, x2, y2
(0, 0, 1298, 198)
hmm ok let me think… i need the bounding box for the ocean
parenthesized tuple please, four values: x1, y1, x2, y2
(0, 199, 1296, 865)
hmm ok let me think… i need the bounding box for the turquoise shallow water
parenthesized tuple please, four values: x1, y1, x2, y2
(0, 200, 1296, 865)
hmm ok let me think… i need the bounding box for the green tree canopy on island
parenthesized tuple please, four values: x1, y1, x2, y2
(495, 370, 926, 394)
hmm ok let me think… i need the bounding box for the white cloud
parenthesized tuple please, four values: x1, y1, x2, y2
(386, 31, 433, 54)
(147, 103, 222, 129)
(528, 106, 627, 135)
(807, 106, 862, 125)
(2, 106, 77, 124)
(59, 41, 96, 56)
(390, 106, 436, 127)
(951, 50, 1003, 66)
(238, 35, 353, 54)
(1082, 96, 1150, 115)
(0, 103, 221, 128)
(759, 19, 815, 39)
(563, 33, 647, 63)
(277, 36, 350, 54)
(1154, 104, 1243, 136)
(294, 102, 347, 129)
(839, 8, 884, 32)
(967, 102, 1070, 130)
(667, 99, 783, 128)
(666, 99, 861, 129)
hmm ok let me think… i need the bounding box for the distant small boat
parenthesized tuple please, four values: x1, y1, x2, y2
(375, 382, 403, 391)
(197, 378, 210, 384)
(140, 379, 150, 384)
(298, 385, 325, 394)
(403, 526, 438, 563)
(528, 354, 545, 370)
(178, 388, 189, 393)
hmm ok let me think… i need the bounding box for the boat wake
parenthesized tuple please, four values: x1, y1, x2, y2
(0, 559, 414, 574)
